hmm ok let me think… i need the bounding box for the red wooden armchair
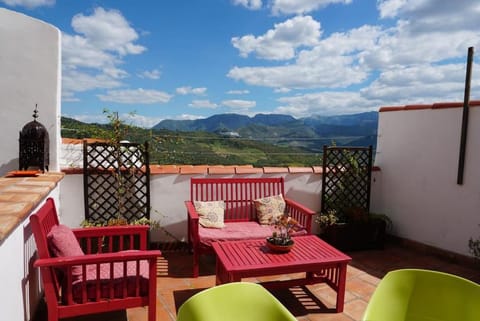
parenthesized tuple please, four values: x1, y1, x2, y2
(30, 198, 161, 321)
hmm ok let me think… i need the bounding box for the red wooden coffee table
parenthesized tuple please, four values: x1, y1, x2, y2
(212, 235, 352, 312)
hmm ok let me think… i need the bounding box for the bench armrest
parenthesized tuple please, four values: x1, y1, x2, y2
(185, 201, 199, 220)
(185, 201, 200, 246)
(285, 198, 315, 234)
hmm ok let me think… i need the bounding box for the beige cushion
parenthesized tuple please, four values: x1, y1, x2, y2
(254, 194, 286, 225)
(194, 200, 225, 228)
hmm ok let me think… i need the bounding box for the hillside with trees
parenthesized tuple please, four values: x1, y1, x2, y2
(61, 111, 377, 167)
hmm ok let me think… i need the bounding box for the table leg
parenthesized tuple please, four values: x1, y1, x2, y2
(336, 264, 348, 313)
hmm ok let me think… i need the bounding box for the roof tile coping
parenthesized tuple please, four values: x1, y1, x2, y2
(379, 100, 480, 112)
(62, 165, 381, 175)
(0, 172, 64, 244)
(62, 138, 107, 144)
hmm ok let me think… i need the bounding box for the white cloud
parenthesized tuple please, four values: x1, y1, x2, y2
(176, 86, 207, 95)
(97, 88, 172, 104)
(232, 15, 321, 60)
(65, 112, 162, 128)
(176, 114, 205, 120)
(228, 62, 364, 89)
(227, 90, 250, 94)
(62, 33, 118, 70)
(61, 7, 148, 99)
(274, 87, 291, 93)
(65, 113, 110, 124)
(377, 0, 407, 18)
(138, 69, 161, 79)
(1, 0, 54, 9)
(274, 62, 480, 118)
(71, 7, 145, 56)
(61, 91, 80, 103)
(377, 0, 480, 33)
(62, 70, 123, 93)
(221, 99, 256, 109)
(359, 22, 480, 70)
(229, 25, 381, 89)
(188, 100, 218, 108)
(122, 113, 163, 128)
(271, 0, 352, 15)
(102, 67, 129, 79)
(233, 0, 262, 10)
(276, 91, 376, 117)
(228, 0, 480, 110)
(361, 63, 468, 103)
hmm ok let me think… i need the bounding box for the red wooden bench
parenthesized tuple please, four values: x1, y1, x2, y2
(30, 198, 161, 321)
(185, 177, 315, 277)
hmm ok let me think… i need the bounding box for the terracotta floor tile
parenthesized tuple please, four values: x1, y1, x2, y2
(345, 278, 377, 301)
(356, 272, 381, 286)
(126, 307, 147, 321)
(188, 275, 216, 288)
(157, 276, 190, 291)
(308, 283, 339, 308)
(307, 313, 355, 321)
(155, 307, 174, 321)
(158, 290, 177, 312)
(343, 298, 369, 321)
(346, 265, 365, 278)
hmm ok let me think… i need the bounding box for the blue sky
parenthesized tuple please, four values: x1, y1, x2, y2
(2, 0, 479, 127)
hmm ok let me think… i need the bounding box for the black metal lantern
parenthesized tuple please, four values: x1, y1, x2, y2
(19, 105, 49, 172)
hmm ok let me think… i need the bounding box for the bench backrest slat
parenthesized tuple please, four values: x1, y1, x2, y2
(190, 178, 285, 221)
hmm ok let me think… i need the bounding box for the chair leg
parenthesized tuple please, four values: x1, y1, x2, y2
(47, 308, 58, 321)
(45, 296, 59, 321)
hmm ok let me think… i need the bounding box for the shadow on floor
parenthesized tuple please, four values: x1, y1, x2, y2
(33, 299, 128, 321)
(172, 285, 335, 317)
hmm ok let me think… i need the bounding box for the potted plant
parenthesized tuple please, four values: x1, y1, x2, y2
(83, 110, 150, 224)
(81, 110, 181, 248)
(266, 214, 304, 252)
(317, 208, 391, 251)
(469, 226, 480, 259)
(318, 145, 391, 251)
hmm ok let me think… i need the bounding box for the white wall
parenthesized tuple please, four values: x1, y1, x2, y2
(372, 105, 480, 256)
(0, 8, 62, 320)
(60, 172, 324, 242)
(0, 188, 61, 321)
(0, 8, 61, 175)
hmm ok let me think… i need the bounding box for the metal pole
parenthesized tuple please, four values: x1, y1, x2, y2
(457, 46, 474, 185)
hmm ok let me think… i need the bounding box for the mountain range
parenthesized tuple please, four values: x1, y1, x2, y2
(152, 111, 379, 152)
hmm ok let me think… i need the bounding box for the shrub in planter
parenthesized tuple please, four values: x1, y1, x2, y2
(469, 225, 480, 259)
(317, 208, 391, 251)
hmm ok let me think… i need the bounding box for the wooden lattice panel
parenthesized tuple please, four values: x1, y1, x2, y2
(83, 141, 150, 223)
(321, 146, 372, 220)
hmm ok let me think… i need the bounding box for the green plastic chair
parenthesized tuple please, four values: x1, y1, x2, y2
(176, 282, 297, 321)
(362, 269, 480, 321)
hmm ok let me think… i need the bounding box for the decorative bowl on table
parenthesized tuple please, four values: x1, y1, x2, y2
(265, 237, 294, 253)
